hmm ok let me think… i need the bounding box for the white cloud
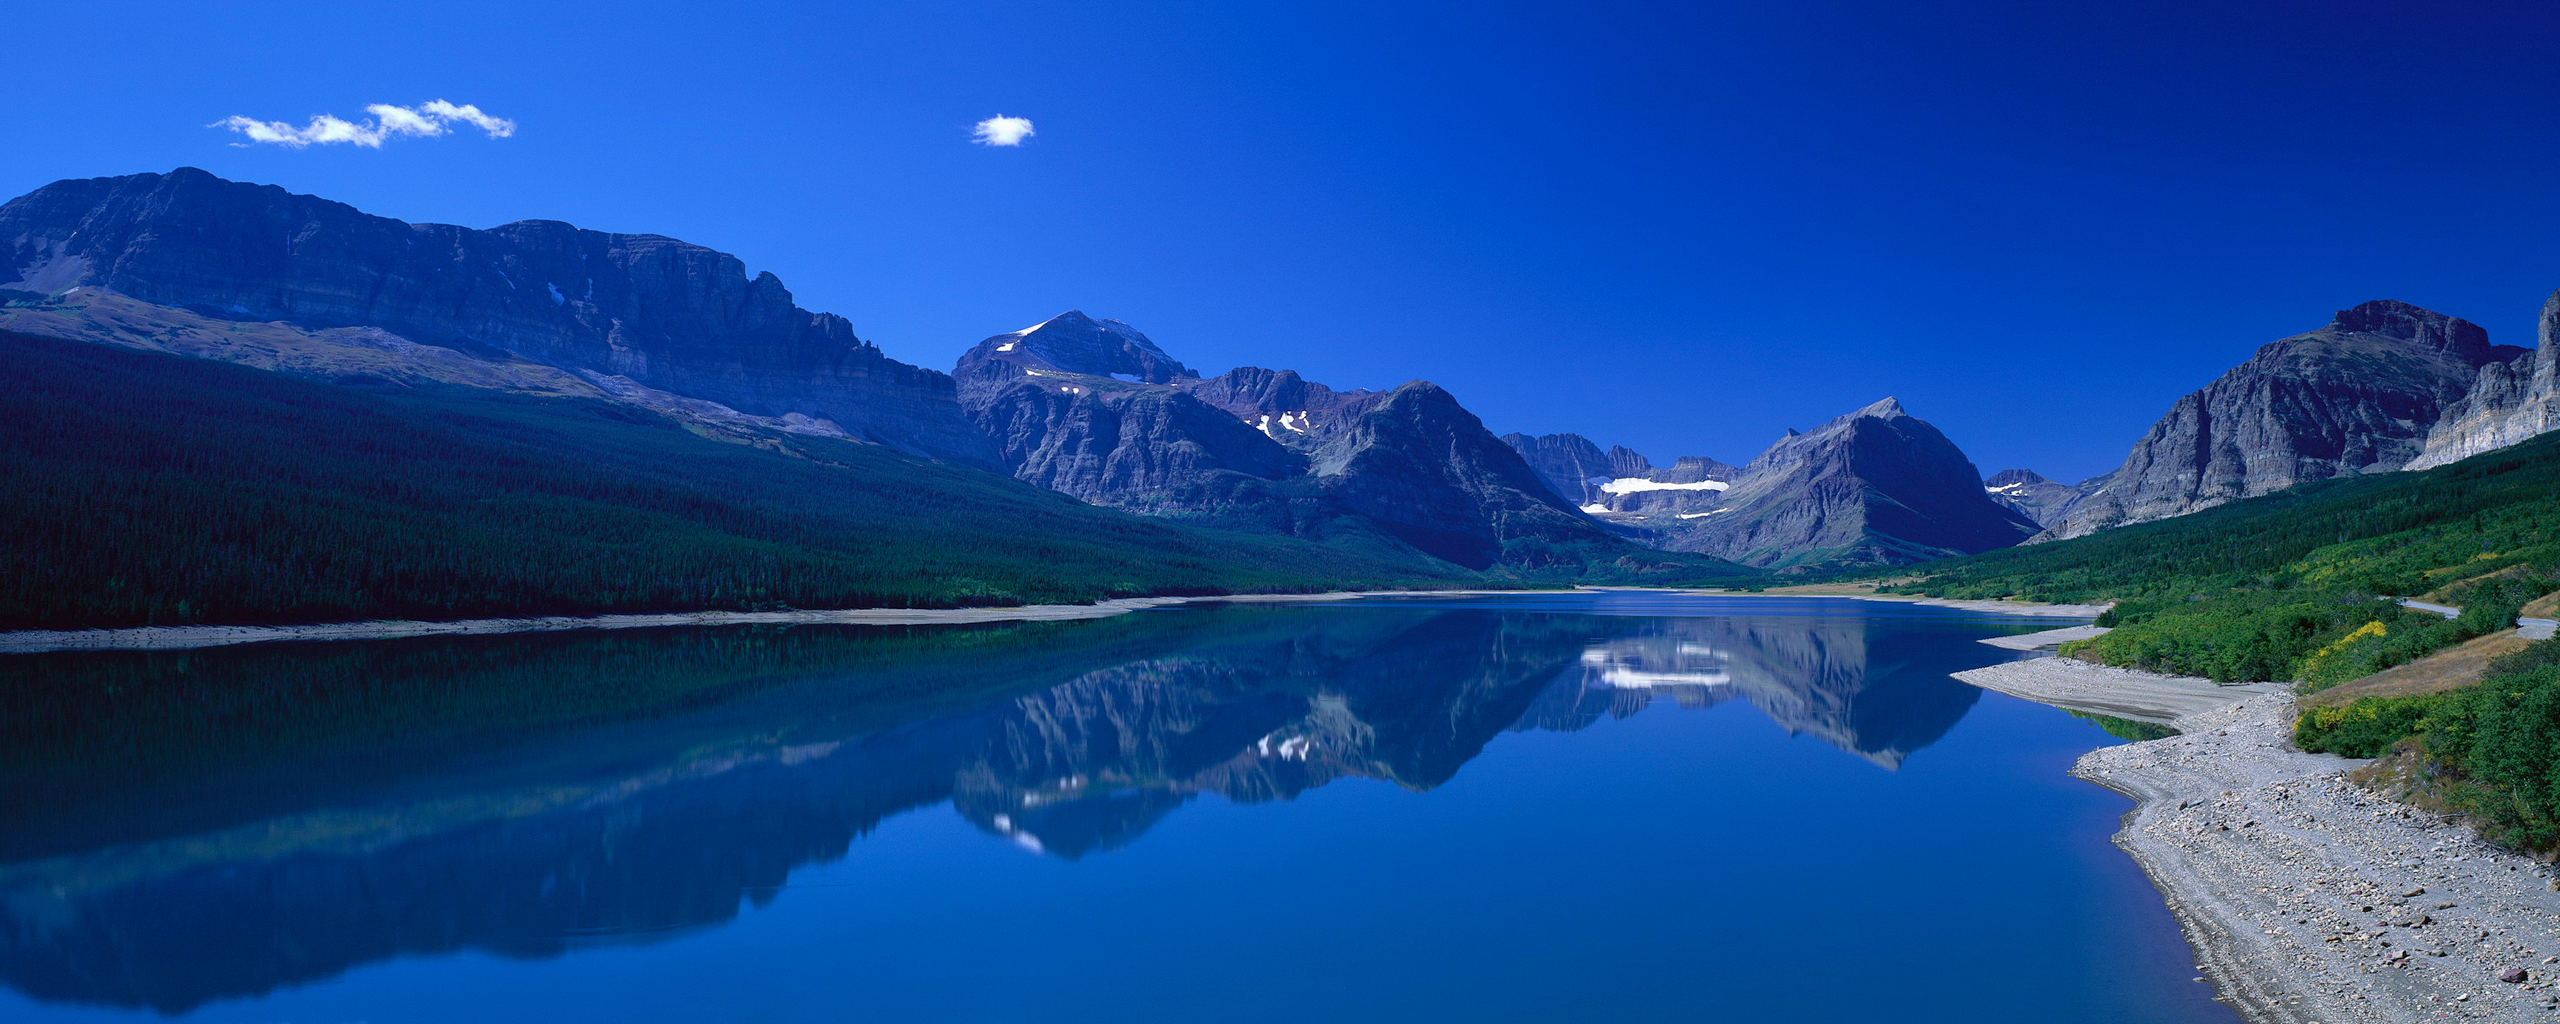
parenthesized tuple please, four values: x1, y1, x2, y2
(421, 100, 515, 137)
(212, 100, 517, 149)
(971, 115, 1035, 146)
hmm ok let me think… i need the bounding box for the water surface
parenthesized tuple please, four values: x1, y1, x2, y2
(0, 593, 2234, 1022)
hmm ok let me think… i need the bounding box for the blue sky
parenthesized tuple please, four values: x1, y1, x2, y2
(8, 0, 2559, 481)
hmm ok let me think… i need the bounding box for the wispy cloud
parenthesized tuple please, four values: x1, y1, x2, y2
(212, 100, 517, 149)
(971, 115, 1035, 147)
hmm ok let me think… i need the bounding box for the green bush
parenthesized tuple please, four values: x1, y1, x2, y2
(2425, 663, 2560, 849)
(2293, 694, 2443, 757)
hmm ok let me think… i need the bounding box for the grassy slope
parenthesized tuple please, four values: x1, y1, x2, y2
(0, 331, 1488, 629)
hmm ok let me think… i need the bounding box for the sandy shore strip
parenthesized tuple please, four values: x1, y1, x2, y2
(2080, 694, 2560, 1023)
(1979, 624, 2112, 650)
(1953, 657, 2285, 724)
(0, 589, 1543, 654)
(1689, 588, 2113, 618)
(1852, 594, 2114, 617)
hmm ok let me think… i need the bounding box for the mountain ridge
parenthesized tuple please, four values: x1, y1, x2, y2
(0, 168, 998, 466)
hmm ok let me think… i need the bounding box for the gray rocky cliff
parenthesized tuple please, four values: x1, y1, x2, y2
(0, 168, 995, 466)
(1498, 432, 1655, 505)
(955, 361, 1306, 506)
(953, 315, 1626, 569)
(2409, 288, 2560, 470)
(1306, 381, 1611, 567)
(1498, 433, 1737, 513)
(2040, 299, 2520, 540)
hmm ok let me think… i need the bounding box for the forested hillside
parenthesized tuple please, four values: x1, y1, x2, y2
(0, 332, 1488, 629)
(1877, 432, 2560, 685)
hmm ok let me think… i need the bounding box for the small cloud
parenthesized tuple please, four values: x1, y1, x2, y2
(420, 100, 515, 137)
(211, 100, 517, 149)
(971, 115, 1035, 147)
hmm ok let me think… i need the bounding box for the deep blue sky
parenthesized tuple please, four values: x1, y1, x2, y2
(8, 0, 2559, 481)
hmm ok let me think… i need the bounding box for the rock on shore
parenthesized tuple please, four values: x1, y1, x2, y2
(2079, 694, 2560, 1022)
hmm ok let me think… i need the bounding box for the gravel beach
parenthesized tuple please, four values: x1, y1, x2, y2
(1954, 657, 2287, 724)
(2077, 694, 2560, 1022)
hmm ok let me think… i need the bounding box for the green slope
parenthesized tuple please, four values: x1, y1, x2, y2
(0, 331, 1491, 629)
(1873, 431, 2560, 684)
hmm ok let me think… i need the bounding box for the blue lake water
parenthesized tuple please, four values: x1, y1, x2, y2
(0, 593, 2235, 1023)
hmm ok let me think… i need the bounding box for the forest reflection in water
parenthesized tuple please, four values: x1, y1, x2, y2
(0, 595, 2073, 1018)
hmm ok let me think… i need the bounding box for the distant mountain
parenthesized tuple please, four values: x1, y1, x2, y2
(1499, 432, 1740, 515)
(0, 168, 996, 466)
(957, 309, 1195, 384)
(1659, 398, 2037, 568)
(2040, 300, 2525, 540)
(1536, 400, 2035, 569)
(1981, 469, 2096, 529)
(2410, 288, 2560, 470)
(1498, 432, 1655, 505)
(955, 313, 1731, 574)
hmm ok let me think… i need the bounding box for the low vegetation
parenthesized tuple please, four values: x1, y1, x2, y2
(2296, 641, 2560, 848)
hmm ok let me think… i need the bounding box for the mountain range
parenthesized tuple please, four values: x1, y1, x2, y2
(3, 167, 2559, 625)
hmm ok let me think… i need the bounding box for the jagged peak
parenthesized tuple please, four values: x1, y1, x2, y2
(1854, 396, 1907, 419)
(2328, 299, 2490, 358)
(1785, 397, 1912, 440)
(1983, 469, 2051, 488)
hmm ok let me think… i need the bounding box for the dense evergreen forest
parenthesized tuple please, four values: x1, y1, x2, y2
(0, 332, 1482, 629)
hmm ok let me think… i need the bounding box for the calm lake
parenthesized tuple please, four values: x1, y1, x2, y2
(0, 593, 2235, 1023)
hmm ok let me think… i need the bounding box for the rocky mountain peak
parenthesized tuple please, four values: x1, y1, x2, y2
(2329, 300, 2493, 361)
(1651, 397, 2035, 568)
(2039, 297, 2517, 540)
(1850, 396, 1908, 420)
(956, 310, 1196, 384)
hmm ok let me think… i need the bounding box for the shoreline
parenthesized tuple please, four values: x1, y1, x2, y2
(1959, 659, 2560, 1021)
(1954, 657, 2284, 724)
(0, 589, 1544, 654)
(0, 588, 2106, 655)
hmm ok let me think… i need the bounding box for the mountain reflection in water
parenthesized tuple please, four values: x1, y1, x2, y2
(0, 596, 2003, 1016)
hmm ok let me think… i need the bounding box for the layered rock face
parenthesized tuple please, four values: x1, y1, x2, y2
(2409, 289, 2560, 470)
(2041, 300, 2523, 540)
(954, 313, 1618, 568)
(1981, 469, 2096, 529)
(1305, 382, 1610, 567)
(0, 169, 994, 465)
(1657, 398, 2037, 567)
